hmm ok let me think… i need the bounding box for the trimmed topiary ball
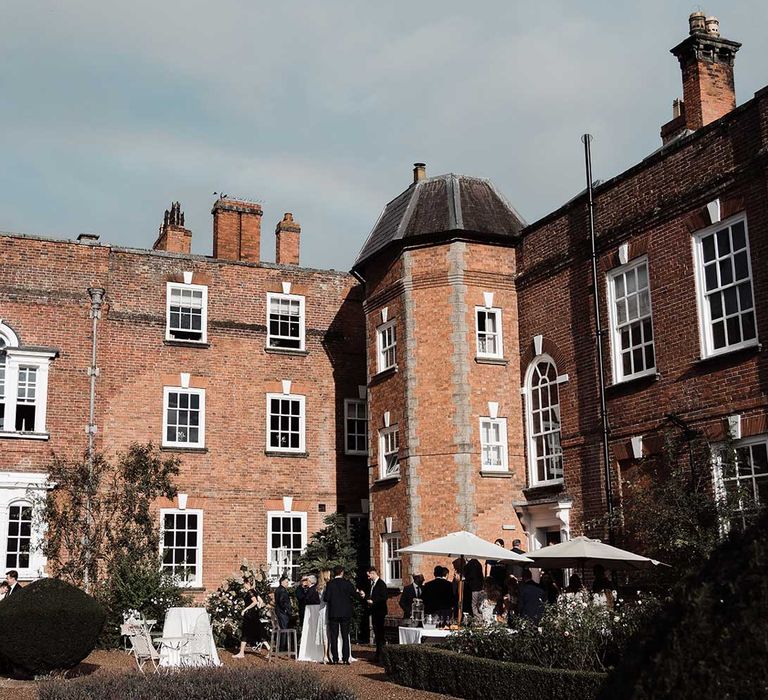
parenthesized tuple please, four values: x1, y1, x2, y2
(0, 578, 106, 678)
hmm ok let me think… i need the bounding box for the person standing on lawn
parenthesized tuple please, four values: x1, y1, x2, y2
(323, 565, 357, 665)
(362, 566, 388, 663)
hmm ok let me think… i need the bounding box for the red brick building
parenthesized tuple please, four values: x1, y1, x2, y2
(1, 13, 765, 601)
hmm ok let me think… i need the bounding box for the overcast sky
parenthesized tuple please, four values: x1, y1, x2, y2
(2, 2, 766, 271)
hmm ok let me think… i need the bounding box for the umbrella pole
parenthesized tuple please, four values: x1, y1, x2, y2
(458, 555, 465, 625)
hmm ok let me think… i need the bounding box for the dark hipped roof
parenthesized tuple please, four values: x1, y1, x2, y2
(353, 173, 525, 271)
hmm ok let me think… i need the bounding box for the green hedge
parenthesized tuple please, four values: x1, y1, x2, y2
(39, 666, 356, 700)
(0, 578, 105, 678)
(383, 645, 606, 700)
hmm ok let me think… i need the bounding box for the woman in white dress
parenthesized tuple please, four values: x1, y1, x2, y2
(315, 570, 331, 663)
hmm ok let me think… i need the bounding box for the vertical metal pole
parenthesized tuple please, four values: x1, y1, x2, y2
(581, 135, 615, 544)
(84, 287, 105, 591)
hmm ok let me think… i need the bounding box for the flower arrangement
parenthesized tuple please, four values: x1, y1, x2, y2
(205, 561, 272, 648)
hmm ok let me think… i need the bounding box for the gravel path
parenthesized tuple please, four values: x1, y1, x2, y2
(0, 645, 456, 700)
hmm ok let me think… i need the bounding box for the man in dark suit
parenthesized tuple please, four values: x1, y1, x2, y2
(399, 573, 424, 619)
(363, 566, 388, 662)
(422, 565, 454, 619)
(274, 575, 293, 630)
(323, 565, 357, 664)
(517, 569, 546, 623)
(4, 570, 21, 596)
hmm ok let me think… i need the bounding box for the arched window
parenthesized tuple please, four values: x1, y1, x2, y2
(5, 500, 33, 569)
(526, 356, 564, 485)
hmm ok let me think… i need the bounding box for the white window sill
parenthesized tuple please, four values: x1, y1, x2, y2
(265, 450, 309, 458)
(475, 356, 508, 366)
(164, 338, 209, 348)
(265, 346, 309, 356)
(696, 340, 761, 363)
(374, 473, 401, 484)
(0, 431, 49, 441)
(527, 479, 564, 489)
(480, 470, 512, 478)
(160, 445, 208, 453)
(609, 370, 660, 388)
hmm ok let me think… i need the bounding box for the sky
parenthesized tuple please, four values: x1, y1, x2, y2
(1, 2, 766, 271)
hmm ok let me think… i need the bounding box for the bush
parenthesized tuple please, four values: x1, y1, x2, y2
(383, 645, 605, 700)
(38, 666, 356, 699)
(205, 562, 273, 648)
(598, 508, 768, 699)
(0, 578, 106, 678)
(443, 591, 660, 672)
(94, 553, 190, 647)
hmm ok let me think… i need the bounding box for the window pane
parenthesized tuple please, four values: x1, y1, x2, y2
(716, 228, 730, 255)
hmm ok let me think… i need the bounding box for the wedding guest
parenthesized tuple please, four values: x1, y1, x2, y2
(296, 575, 311, 625)
(399, 573, 424, 619)
(0, 581, 9, 601)
(422, 566, 454, 620)
(275, 576, 292, 630)
(232, 578, 269, 658)
(362, 566, 388, 663)
(517, 569, 545, 624)
(4, 571, 21, 596)
(479, 579, 505, 625)
(487, 539, 508, 590)
(504, 574, 519, 624)
(591, 565, 613, 594)
(323, 565, 357, 665)
(464, 558, 484, 616)
(315, 571, 332, 663)
(509, 539, 528, 579)
(565, 573, 584, 594)
(540, 571, 560, 605)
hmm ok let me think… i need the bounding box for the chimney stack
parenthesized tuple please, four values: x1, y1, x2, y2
(211, 197, 262, 263)
(662, 12, 740, 142)
(413, 162, 427, 183)
(153, 201, 192, 254)
(275, 212, 301, 266)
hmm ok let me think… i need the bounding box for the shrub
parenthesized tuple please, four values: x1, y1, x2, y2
(598, 507, 768, 699)
(38, 666, 356, 699)
(0, 578, 105, 678)
(383, 645, 605, 700)
(205, 562, 273, 648)
(443, 591, 660, 672)
(94, 552, 190, 647)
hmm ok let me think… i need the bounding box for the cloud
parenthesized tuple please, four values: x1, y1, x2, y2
(1, 1, 766, 269)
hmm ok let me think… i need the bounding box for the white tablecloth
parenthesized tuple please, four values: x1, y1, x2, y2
(298, 604, 355, 662)
(159, 607, 221, 667)
(398, 627, 453, 645)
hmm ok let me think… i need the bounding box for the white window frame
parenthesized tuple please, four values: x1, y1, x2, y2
(475, 307, 503, 359)
(692, 214, 758, 359)
(379, 425, 400, 479)
(162, 387, 206, 449)
(159, 508, 203, 588)
(0, 323, 54, 438)
(266, 510, 307, 584)
(381, 532, 402, 587)
(376, 320, 397, 373)
(714, 433, 768, 529)
(0, 472, 48, 580)
(165, 282, 208, 343)
(479, 416, 509, 472)
(607, 257, 656, 383)
(266, 292, 306, 351)
(524, 355, 564, 487)
(344, 398, 368, 456)
(266, 393, 306, 453)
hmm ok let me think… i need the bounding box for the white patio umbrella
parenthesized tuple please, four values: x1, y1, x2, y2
(528, 535, 669, 570)
(398, 531, 534, 622)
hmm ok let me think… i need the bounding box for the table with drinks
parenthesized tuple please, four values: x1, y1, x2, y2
(398, 613, 458, 645)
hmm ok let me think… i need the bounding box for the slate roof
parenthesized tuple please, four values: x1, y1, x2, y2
(353, 173, 526, 271)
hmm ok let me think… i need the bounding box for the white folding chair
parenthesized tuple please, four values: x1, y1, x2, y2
(179, 613, 214, 667)
(126, 627, 161, 673)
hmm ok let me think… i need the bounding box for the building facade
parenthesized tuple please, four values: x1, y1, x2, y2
(1, 13, 765, 600)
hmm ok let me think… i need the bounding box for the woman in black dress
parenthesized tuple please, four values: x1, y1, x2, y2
(232, 578, 269, 658)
